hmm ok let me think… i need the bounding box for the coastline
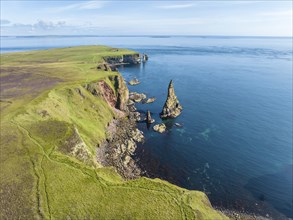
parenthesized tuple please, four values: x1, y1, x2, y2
(0, 45, 288, 219)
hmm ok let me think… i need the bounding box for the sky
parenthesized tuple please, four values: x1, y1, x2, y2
(0, 0, 292, 36)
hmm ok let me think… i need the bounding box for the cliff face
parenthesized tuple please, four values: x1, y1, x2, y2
(104, 53, 141, 65)
(85, 74, 129, 114)
(109, 75, 129, 111)
(160, 80, 183, 118)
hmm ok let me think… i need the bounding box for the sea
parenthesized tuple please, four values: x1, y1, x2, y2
(1, 35, 292, 219)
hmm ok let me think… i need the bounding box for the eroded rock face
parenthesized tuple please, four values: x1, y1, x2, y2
(103, 54, 142, 65)
(160, 80, 182, 119)
(98, 80, 117, 108)
(123, 54, 141, 64)
(109, 75, 129, 111)
(84, 75, 129, 113)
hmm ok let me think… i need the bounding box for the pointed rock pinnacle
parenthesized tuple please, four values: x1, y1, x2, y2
(160, 80, 183, 119)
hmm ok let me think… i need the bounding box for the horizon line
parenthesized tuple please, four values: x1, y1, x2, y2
(1, 34, 292, 38)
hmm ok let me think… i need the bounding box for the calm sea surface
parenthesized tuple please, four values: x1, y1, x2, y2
(1, 36, 292, 218)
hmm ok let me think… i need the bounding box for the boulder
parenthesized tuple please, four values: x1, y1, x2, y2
(129, 92, 146, 103)
(123, 155, 131, 166)
(142, 97, 156, 104)
(126, 139, 136, 155)
(131, 129, 144, 142)
(153, 123, 166, 133)
(160, 80, 182, 119)
(128, 78, 140, 86)
(128, 104, 137, 112)
(129, 111, 141, 122)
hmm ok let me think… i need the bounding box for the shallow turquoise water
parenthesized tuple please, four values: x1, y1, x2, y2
(1, 36, 292, 218)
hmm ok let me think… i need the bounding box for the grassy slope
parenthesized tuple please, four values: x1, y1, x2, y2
(0, 46, 228, 219)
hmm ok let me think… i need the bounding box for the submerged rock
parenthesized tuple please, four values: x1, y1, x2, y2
(128, 78, 140, 86)
(160, 80, 183, 119)
(153, 123, 166, 133)
(146, 110, 155, 124)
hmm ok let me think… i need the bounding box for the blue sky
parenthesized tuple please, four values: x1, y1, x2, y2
(0, 1, 292, 36)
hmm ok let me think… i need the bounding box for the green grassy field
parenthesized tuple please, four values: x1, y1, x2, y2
(0, 46, 228, 219)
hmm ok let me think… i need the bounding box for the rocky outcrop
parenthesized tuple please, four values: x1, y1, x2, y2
(128, 78, 140, 86)
(97, 63, 117, 71)
(103, 54, 141, 65)
(153, 123, 166, 133)
(98, 117, 144, 179)
(146, 110, 155, 124)
(129, 92, 146, 103)
(160, 80, 182, 119)
(142, 97, 156, 104)
(60, 127, 91, 163)
(103, 56, 123, 64)
(122, 54, 141, 64)
(142, 54, 148, 62)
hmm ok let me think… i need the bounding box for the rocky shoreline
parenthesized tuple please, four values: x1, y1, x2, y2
(96, 110, 144, 179)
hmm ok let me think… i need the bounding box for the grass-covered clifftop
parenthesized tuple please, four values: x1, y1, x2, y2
(0, 46, 228, 219)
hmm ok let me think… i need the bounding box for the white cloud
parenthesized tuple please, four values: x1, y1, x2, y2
(156, 3, 195, 9)
(53, 1, 106, 12)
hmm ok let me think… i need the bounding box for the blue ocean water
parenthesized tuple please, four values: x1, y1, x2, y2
(1, 36, 292, 218)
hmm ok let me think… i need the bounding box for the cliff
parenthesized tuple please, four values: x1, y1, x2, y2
(0, 46, 228, 219)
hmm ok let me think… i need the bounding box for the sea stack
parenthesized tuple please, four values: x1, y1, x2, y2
(160, 80, 183, 119)
(146, 110, 155, 124)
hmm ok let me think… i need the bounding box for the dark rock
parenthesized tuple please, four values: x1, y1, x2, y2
(146, 110, 155, 124)
(123, 54, 141, 64)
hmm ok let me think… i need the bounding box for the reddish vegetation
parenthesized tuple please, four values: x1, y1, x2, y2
(0, 67, 62, 99)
